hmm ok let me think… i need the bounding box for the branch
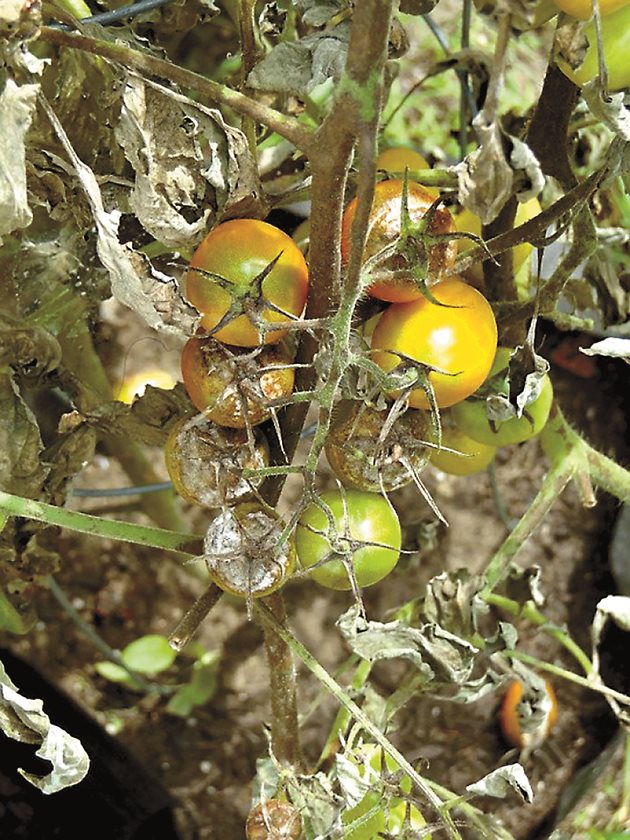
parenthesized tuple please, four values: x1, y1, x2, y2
(38, 26, 312, 150)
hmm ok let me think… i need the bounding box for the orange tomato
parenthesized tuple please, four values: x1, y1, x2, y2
(500, 679, 558, 749)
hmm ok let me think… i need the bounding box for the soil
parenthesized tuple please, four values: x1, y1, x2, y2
(1, 317, 628, 840)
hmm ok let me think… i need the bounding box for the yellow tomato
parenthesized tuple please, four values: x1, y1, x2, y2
(455, 198, 541, 284)
(552, 0, 628, 19)
(556, 4, 630, 90)
(115, 368, 177, 404)
(429, 424, 496, 476)
(376, 148, 439, 198)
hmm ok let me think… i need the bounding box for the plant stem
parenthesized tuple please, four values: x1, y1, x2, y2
(482, 458, 575, 593)
(483, 593, 594, 676)
(55, 0, 92, 18)
(0, 490, 200, 554)
(48, 576, 165, 693)
(316, 658, 372, 769)
(238, 0, 258, 155)
(254, 600, 464, 840)
(261, 591, 304, 770)
(38, 26, 311, 151)
(505, 649, 630, 708)
(168, 584, 224, 651)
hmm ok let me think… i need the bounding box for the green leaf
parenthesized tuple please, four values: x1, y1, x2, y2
(165, 652, 218, 717)
(93, 661, 133, 685)
(121, 634, 176, 675)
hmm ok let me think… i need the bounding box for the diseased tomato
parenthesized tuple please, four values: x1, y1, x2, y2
(115, 368, 177, 404)
(500, 679, 558, 750)
(556, 4, 630, 90)
(455, 197, 542, 285)
(295, 489, 401, 590)
(375, 148, 439, 198)
(428, 422, 496, 476)
(341, 179, 457, 303)
(370, 277, 498, 410)
(246, 800, 302, 840)
(451, 347, 554, 446)
(552, 0, 628, 20)
(185, 219, 309, 347)
(342, 745, 430, 840)
(180, 336, 294, 428)
(204, 503, 295, 599)
(164, 416, 268, 508)
(325, 401, 430, 492)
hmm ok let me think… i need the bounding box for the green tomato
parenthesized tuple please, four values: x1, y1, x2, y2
(451, 348, 553, 447)
(429, 423, 496, 476)
(342, 746, 430, 840)
(556, 4, 630, 91)
(295, 490, 401, 590)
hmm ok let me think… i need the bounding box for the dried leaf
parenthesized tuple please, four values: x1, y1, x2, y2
(247, 26, 349, 96)
(457, 118, 513, 224)
(423, 570, 489, 639)
(581, 337, 630, 363)
(116, 76, 265, 250)
(337, 606, 478, 684)
(0, 78, 38, 242)
(0, 370, 48, 498)
(582, 83, 630, 141)
(0, 659, 90, 793)
(466, 764, 534, 803)
(39, 93, 198, 336)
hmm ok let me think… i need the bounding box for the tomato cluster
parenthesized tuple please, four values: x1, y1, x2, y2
(162, 218, 309, 599)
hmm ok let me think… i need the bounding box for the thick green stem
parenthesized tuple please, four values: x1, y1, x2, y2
(0, 491, 199, 554)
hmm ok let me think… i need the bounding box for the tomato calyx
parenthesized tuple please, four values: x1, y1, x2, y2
(190, 250, 300, 342)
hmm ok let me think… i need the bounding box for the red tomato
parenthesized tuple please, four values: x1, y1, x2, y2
(185, 219, 309, 347)
(370, 277, 498, 410)
(341, 180, 457, 303)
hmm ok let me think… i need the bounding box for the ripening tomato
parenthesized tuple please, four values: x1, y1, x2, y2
(552, 0, 628, 19)
(341, 179, 457, 303)
(180, 336, 294, 428)
(451, 348, 554, 446)
(556, 4, 630, 90)
(375, 148, 439, 198)
(371, 277, 498, 410)
(429, 423, 496, 476)
(500, 679, 558, 750)
(455, 197, 542, 285)
(295, 489, 401, 590)
(342, 745, 430, 840)
(115, 368, 177, 404)
(185, 219, 309, 347)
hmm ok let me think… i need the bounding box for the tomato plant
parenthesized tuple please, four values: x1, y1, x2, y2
(371, 277, 498, 409)
(295, 489, 401, 590)
(451, 348, 554, 446)
(185, 219, 309, 347)
(180, 336, 294, 428)
(429, 421, 496, 476)
(500, 679, 558, 750)
(341, 179, 457, 302)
